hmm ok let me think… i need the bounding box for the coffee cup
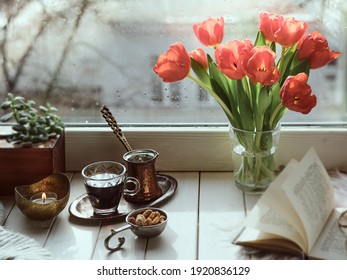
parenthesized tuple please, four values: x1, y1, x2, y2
(81, 161, 140, 215)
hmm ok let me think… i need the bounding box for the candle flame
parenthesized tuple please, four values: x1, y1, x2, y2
(42, 192, 46, 203)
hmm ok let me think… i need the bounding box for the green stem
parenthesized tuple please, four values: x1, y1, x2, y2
(241, 77, 252, 107)
(187, 73, 235, 124)
(269, 103, 287, 129)
(278, 46, 286, 74)
(253, 115, 264, 181)
(260, 157, 276, 178)
(10, 102, 20, 123)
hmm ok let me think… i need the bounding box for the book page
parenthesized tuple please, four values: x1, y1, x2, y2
(241, 203, 307, 252)
(242, 159, 308, 252)
(282, 148, 335, 252)
(309, 208, 347, 259)
(235, 227, 305, 256)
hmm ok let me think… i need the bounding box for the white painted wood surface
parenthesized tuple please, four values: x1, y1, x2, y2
(198, 172, 246, 260)
(0, 171, 303, 260)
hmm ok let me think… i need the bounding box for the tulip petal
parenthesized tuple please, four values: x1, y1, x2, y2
(153, 42, 191, 82)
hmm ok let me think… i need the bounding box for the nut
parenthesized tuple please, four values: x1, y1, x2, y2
(129, 209, 166, 226)
(135, 214, 147, 226)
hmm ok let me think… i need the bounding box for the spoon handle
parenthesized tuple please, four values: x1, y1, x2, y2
(104, 224, 131, 251)
(100, 105, 132, 152)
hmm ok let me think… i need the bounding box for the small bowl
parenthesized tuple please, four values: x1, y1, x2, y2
(15, 173, 70, 220)
(104, 207, 167, 251)
(126, 207, 167, 238)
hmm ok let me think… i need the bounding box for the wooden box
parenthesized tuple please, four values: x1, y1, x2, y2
(0, 134, 65, 195)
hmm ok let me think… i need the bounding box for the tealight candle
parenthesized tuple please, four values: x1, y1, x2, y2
(30, 192, 57, 204)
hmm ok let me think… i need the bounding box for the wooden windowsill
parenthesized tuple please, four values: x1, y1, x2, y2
(64, 125, 347, 172)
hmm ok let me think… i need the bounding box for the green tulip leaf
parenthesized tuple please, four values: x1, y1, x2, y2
(254, 31, 266, 46)
(257, 87, 272, 117)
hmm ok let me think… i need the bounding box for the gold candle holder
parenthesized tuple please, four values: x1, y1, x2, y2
(15, 173, 70, 220)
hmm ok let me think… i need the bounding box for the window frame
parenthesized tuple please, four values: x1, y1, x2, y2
(65, 125, 347, 172)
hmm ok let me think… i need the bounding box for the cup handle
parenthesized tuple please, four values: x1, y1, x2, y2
(104, 224, 131, 251)
(123, 176, 140, 196)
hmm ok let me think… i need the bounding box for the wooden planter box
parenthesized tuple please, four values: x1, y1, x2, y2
(0, 134, 65, 195)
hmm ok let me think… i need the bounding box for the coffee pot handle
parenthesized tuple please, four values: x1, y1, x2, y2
(123, 177, 140, 196)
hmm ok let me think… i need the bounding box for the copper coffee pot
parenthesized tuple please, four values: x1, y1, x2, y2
(101, 106, 162, 203)
(122, 149, 162, 203)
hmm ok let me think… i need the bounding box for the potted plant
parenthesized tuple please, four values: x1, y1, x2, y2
(0, 93, 65, 195)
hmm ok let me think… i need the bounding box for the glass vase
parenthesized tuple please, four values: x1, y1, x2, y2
(229, 124, 281, 193)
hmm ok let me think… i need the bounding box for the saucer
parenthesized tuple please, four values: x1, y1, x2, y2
(68, 174, 177, 221)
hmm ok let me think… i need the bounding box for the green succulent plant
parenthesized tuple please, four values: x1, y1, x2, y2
(0, 93, 64, 146)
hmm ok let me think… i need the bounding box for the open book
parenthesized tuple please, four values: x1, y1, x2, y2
(234, 148, 347, 259)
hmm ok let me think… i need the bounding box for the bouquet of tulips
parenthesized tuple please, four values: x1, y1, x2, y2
(153, 12, 340, 191)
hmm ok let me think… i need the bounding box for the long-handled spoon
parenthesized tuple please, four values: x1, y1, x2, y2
(100, 105, 132, 152)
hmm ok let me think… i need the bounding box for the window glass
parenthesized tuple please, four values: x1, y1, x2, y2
(0, 0, 345, 125)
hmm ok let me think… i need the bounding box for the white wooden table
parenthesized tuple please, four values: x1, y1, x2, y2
(0, 172, 301, 260)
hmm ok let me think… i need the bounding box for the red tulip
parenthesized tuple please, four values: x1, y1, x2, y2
(280, 73, 317, 114)
(153, 42, 191, 82)
(189, 48, 208, 69)
(259, 12, 307, 47)
(193, 17, 224, 48)
(298, 32, 341, 69)
(215, 40, 253, 80)
(244, 46, 280, 86)
(259, 13, 282, 43)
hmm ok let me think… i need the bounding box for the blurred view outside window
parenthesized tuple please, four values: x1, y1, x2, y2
(0, 0, 346, 126)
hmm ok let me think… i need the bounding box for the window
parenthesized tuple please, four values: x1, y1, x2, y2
(1, 0, 346, 171)
(0, 0, 346, 125)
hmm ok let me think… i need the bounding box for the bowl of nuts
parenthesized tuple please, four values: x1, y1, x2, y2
(104, 207, 167, 251)
(127, 207, 167, 237)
